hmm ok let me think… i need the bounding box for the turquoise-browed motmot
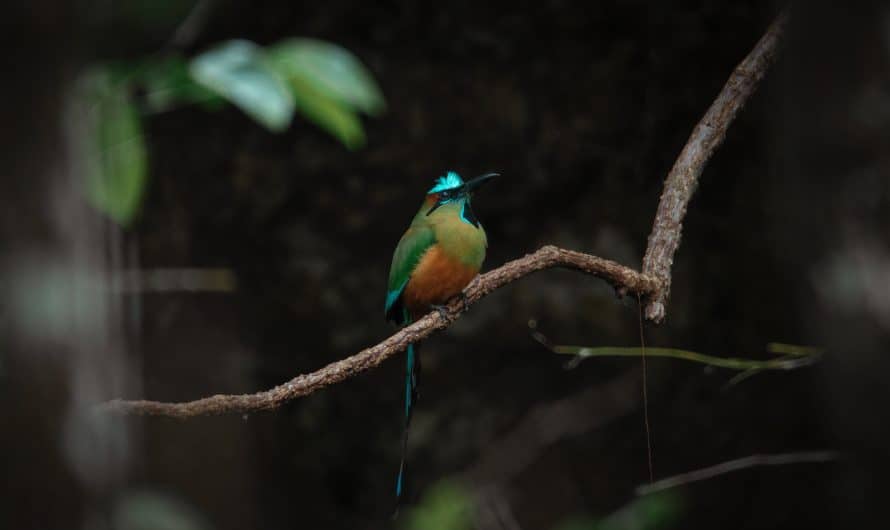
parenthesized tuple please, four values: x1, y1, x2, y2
(385, 170, 498, 505)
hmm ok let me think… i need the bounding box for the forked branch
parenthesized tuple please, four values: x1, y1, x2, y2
(642, 10, 788, 322)
(103, 247, 656, 418)
(103, 11, 788, 417)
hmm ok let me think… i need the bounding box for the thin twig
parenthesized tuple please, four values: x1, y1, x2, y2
(167, 0, 216, 50)
(641, 10, 788, 323)
(465, 369, 642, 485)
(102, 246, 657, 418)
(637, 294, 654, 484)
(635, 451, 840, 496)
(542, 344, 821, 372)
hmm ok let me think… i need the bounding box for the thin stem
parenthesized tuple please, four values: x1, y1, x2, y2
(549, 345, 821, 372)
(635, 451, 840, 496)
(637, 294, 654, 484)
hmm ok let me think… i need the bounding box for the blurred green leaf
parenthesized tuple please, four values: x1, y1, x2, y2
(401, 480, 474, 530)
(134, 56, 225, 112)
(114, 490, 212, 530)
(190, 40, 295, 132)
(7, 261, 105, 342)
(81, 69, 148, 226)
(267, 38, 386, 116)
(286, 74, 366, 149)
(553, 493, 682, 530)
(72, 37, 382, 226)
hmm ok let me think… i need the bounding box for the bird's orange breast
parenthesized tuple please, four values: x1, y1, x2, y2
(403, 244, 479, 317)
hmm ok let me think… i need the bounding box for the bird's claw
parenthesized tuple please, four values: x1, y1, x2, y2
(432, 291, 471, 322)
(431, 304, 450, 322)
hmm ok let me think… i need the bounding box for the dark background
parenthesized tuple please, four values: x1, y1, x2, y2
(4, 1, 890, 529)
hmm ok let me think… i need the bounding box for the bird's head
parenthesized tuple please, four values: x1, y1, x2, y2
(425, 170, 498, 217)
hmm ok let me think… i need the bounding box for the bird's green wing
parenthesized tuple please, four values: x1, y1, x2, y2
(385, 224, 436, 324)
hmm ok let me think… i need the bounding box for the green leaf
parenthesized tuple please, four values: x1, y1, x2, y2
(135, 56, 225, 113)
(80, 68, 148, 226)
(286, 74, 366, 149)
(267, 38, 386, 116)
(113, 490, 212, 530)
(264, 38, 374, 149)
(401, 480, 474, 530)
(553, 493, 682, 530)
(189, 39, 295, 132)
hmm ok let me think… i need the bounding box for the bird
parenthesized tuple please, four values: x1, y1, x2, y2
(385, 170, 498, 508)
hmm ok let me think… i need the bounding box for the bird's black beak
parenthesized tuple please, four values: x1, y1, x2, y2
(464, 172, 499, 194)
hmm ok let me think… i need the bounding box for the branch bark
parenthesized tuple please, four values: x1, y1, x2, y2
(635, 450, 839, 496)
(102, 246, 657, 418)
(102, 11, 787, 417)
(641, 10, 788, 322)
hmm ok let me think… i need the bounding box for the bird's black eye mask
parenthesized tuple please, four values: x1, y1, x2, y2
(426, 188, 463, 216)
(425, 190, 480, 227)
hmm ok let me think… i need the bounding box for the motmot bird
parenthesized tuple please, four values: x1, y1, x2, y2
(385, 170, 498, 504)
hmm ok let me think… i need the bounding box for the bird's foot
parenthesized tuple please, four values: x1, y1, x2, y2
(431, 304, 450, 322)
(454, 291, 470, 314)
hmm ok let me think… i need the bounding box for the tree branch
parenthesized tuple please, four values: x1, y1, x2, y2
(539, 342, 822, 373)
(464, 368, 642, 487)
(102, 246, 657, 418)
(635, 450, 839, 496)
(641, 10, 788, 322)
(102, 11, 788, 417)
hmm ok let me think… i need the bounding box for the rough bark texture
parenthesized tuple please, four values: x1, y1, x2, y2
(641, 11, 788, 322)
(102, 245, 658, 418)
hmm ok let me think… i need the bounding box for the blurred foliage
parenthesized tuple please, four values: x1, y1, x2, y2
(136, 56, 225, 113)
(553, 493, 682, 530)
(112, 490, 212, 530)
(78, 68, 148, 226)
(77, 37, 384, 226)
(267, 38, 385, 148)
(398, 481, 681, 530)
(266, 38, 385, 116)
(400, 480, 474, 530)
(190, 40, 295, 132)
(7, 262, 108, 345)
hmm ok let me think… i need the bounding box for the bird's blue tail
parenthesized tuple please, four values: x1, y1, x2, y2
(395, 339, 420, 507)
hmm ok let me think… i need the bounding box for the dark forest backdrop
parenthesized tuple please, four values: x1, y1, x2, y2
(4, 1, 890, 529)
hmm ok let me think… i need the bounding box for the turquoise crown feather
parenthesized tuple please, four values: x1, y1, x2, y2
(428, 171, 464, 194)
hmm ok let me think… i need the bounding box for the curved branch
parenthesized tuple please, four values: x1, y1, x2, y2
(635, 451, 839, 496)
(102, 246, 658, 418)
(641, 10, 788, 322)
(102, 11, 789, 417)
